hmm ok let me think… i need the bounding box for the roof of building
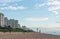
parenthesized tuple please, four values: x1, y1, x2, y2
(0, 13, 4, 16)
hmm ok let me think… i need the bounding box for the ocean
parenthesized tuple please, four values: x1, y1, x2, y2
(30, 27, 60, 36)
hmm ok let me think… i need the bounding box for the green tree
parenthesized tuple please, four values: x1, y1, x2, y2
(7, 25, 12, 33)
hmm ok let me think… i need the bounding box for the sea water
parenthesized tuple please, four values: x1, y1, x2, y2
(30, 27, 60, 36)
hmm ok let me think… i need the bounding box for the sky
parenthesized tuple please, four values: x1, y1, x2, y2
(0, 0, 60, 33)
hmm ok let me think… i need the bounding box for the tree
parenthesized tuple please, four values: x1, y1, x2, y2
(7, 25, 12, 33)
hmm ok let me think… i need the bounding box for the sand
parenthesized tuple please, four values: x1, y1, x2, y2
(0, 32, 60, 39)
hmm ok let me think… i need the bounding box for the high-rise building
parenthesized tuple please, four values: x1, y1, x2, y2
(18, 24, 21, 28)
(4, 18, 20, 28)
(14, 20, 18, 28)
(8, 19, 18, 28)
(0, 13, 20, 28)
(0, 13, 4, 27)
(4, 17, 8, 26)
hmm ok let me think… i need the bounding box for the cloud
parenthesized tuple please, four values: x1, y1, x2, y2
(34, 0, 60, 15)
(25, 18, 48, 22)
(48, 6, 59, 14)
(48, 6, 60, 11)
(52, 11, 58, 14)
(47, 0, 60, 5)
(47, 0, 60, 14)
(0, 6, 28, 10)
(0, 0, 22, 3)
(0, 3, 7, 6)
(34, 3, 46, 9)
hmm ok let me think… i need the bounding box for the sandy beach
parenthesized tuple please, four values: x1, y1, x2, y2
(0, 32, 60, 39)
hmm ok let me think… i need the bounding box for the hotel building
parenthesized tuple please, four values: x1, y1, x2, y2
(0, 13, 4, 27)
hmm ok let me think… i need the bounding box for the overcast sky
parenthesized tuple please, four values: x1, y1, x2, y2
(0, 0, 60, 30)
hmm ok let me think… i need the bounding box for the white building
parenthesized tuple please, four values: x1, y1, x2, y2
(0, 13, 4, 27)
(8, 19, 19, 28)
(22, 26, 30, 30)
(4, 18, 20, 28)
(18, 24, 21, 28)
(4, 17, 8, 26)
